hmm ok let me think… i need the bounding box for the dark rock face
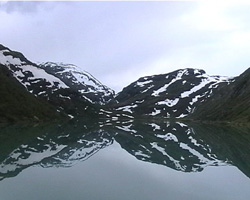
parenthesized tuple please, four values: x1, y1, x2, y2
(0, 63, 59, 122)
(109, 68, 231, 119)
(38, 62, 114, 105)
(191, 68, 250, 123)
(0, 44, 114, 120)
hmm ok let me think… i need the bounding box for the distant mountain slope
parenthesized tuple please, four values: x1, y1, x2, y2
(108, 68, 231, 119)
(191, 68, 250, 123)
(0, 64, 60, 123)
(0, 44, 114, 120)
(0, 44, 69, 96)
(38, 62, 114, 105)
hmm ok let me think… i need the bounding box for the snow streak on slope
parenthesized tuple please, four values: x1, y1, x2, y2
(0, 44, 116, 118)
(152, 70, 186, 97)
(113, 68, 233, 119)
(0, 49, 69, 91)
(0, 44, 114, 109)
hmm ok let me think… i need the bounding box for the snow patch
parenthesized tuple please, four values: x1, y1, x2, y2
(141, 85, 154, 93)
(157, 133, 178, 142)
(149, 123, 161, 131)
(117, 104, 137, 113)
(68, 114, 74, 119)
(152, 69, 187, 97)
(116, 124, 137, 133)
(156, 98, 179, 107)
(0, 50, 23, 66)
(136, 80, 153, 87)
(149, 108, 161, 116)
(176, 113, 188, 118)
(134, 151, 151, 158)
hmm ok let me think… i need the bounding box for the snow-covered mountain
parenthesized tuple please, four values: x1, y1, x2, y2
(0, 44, 114, 119)
(38, 62, 114, 105)
(191, 68, 250, 123)
(2, 43, 250, 123)
(0, 45, 69, 96)
(108, 68, 233, 119)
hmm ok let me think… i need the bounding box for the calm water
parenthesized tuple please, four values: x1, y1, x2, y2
(1, 120, 250, 200)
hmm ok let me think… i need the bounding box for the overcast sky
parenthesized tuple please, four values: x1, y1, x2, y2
(1, 1, 250, 92)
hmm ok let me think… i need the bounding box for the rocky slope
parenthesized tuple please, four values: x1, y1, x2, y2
(0, 44, 114, 121)
(0, 63, 60, 123)
(38, 62, 114, 105)
(191, 68, 250, 123)
(107, 68, 232, 120)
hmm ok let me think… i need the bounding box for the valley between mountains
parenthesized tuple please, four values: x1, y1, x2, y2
(1, 43, 250, 124)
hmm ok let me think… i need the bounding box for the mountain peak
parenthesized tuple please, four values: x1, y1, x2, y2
(110, 68, 232, 119)
(38, 62, 115, 105)
(0, 44, 34, 66)
(2, 43, 250, 123)
(0, 44, 115, 120)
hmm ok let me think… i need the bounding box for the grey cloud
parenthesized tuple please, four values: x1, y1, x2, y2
(0, 1, 43, 13)
(1, 1, 249, 92)
(0, 1, 67, 14)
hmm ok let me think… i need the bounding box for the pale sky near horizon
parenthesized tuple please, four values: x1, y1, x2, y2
(1, 1, 250, 92)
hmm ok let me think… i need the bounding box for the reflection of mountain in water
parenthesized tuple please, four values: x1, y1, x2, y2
(113, 121, 229, 172)
(1, 120, 250, 180)
(190, 124, 250, 178)
(112, 121, 250, 177)
(0, 122, 114, 180)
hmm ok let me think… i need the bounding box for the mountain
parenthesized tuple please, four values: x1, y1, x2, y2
(38, 62, 114, 105)
(0, 46, 62, 123)
(0, 44, 69, 97)
(0, 65, 61, 123)
(107, 68, 232, 120)
(191, 68, 250, 123)
(2, 43, 250, 124)
(0, 44, 114, 121)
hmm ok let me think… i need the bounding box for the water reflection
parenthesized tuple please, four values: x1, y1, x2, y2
(112, 121, 250, 178)
(113, 121, 228, 172)
(1, 120, 250, 180)
(0, 122, 114, 180)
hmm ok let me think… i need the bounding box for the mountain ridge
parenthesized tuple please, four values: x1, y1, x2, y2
(0, 44, 114, 122)
(106, 68, 232, 120)
(1, 43, 250, 124)
(38, 62, 114, 105)
(0, 63, 61, 123)
(190, 67, 250, 123)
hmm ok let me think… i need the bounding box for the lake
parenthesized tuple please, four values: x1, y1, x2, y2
(1, 119, 250, 200)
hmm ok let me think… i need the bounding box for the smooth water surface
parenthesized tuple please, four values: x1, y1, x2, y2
(0, 120, 250, 200)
